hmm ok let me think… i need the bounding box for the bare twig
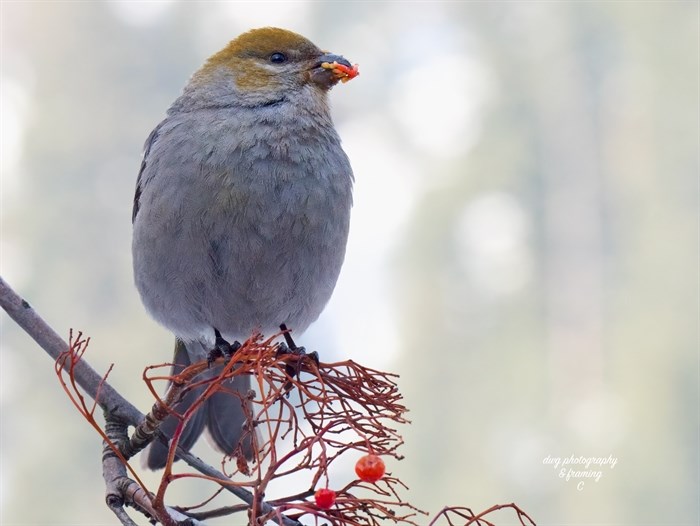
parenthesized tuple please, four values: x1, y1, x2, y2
(2, 274, 537, 526)
(103, 414, 160, 525)
(427, 504, 537, 526)
(0, 276, 301, 526)
(0, 275, 143, 425)
(139, 335, 424, 526)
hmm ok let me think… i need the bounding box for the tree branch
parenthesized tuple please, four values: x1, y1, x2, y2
(0, 275, 301, 526)
(0, 275, 143, 425)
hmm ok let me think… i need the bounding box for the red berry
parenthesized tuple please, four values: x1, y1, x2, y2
(355, 454, 385, 482)
(314, 488, 336, 509)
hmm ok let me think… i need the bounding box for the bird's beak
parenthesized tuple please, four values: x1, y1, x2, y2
(317, 53, 353, 70)
(310, 53, 359, 89)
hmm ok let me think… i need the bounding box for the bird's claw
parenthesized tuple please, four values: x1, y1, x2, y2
(277, 324, 320, 393)
(208, 328, 241, 367)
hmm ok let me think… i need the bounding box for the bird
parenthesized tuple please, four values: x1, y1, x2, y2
(131, 27, 357, 469)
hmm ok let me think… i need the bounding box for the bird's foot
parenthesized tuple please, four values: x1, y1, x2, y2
(276, 341, 319, 364)
(277, 324, 319, 392)
(208, 328, 242, 367)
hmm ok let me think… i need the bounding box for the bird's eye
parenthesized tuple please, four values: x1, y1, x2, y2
(269, 52, 287, 64)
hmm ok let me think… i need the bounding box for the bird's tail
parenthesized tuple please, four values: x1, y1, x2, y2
(145, 339, 257, 470)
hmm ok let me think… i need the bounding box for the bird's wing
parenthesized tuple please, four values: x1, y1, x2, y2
(132, 123, 163, 223)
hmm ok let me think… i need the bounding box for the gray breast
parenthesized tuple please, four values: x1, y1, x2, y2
(132, 104, 353, 343)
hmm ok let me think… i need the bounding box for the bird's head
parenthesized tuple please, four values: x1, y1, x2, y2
(179, 27, 358, 110)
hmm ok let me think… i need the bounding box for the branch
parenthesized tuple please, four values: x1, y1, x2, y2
(0, 275, 301, 526)
(2, 274, 537, 526)
(0, 275, 143, 425)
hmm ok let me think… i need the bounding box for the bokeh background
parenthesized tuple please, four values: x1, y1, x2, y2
(1, 1, 698, 525)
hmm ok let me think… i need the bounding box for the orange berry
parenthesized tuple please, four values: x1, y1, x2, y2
(314, 488, 336, 509)
(355, 454, 385, 483)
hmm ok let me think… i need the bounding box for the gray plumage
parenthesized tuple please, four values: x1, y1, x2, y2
(132, 28, 354, 469)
